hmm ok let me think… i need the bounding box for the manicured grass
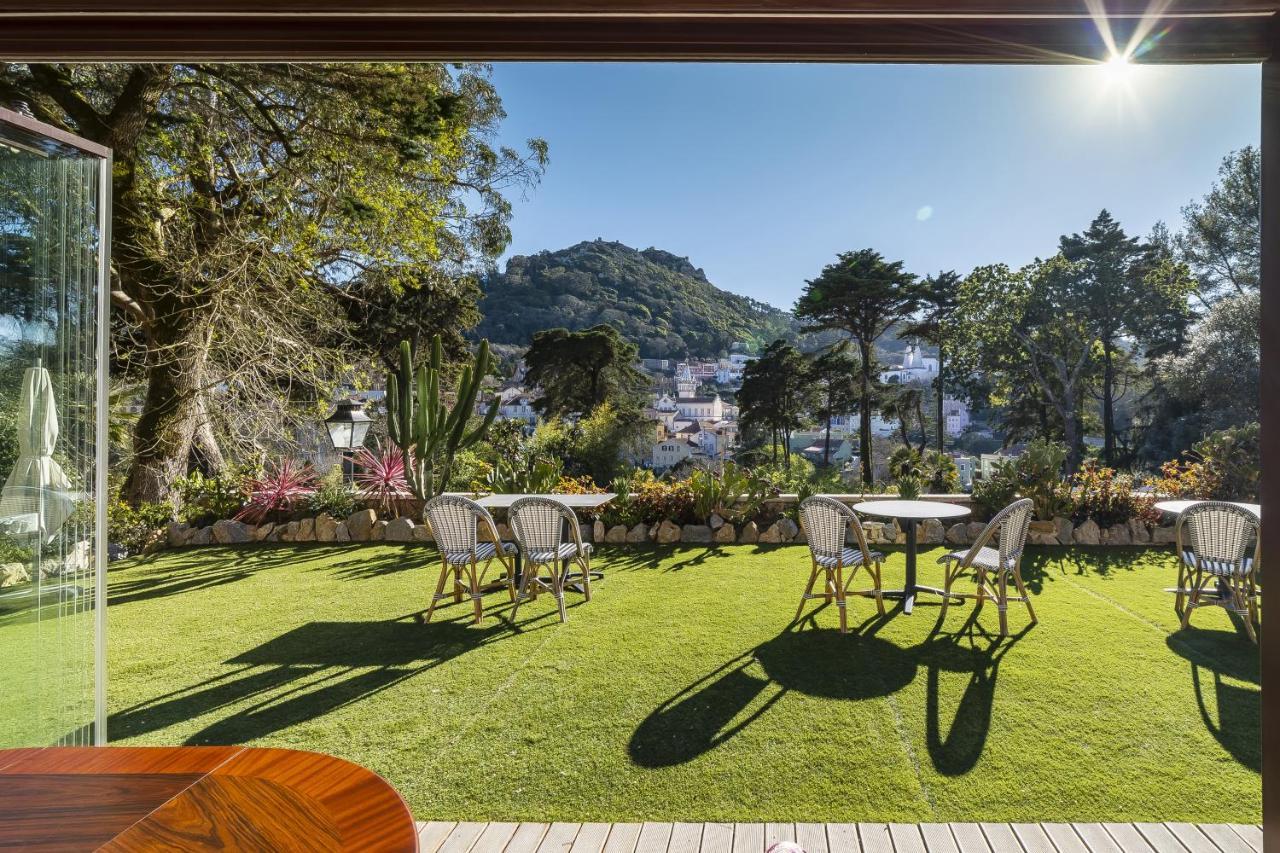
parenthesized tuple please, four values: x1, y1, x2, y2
(106, 542, 1259, 823)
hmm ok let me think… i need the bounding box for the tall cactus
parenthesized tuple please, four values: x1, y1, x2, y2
(386, 335, 499, 508)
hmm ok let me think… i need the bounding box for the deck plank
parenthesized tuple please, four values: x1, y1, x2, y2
(1103, 825, 1155, 853)
(572, 824, 613, 853)
(1041, 824, 1087, 853)
(1197, 825, 1253, 853)
(796, 824, 830, 853)
(472, 822, 519, 853)
(603, 824, 643, 853)
(420, 822, 460, 853)
(920, 825, 959, 853)
(858, 824, 893, 853)
(636, 823, 674, 853)
(827, 824, 862, 853)
(733, 824, 765, 853)
(1163, 824, 1217, 853)
(1228, 825, 1263, 853)
(509, 825, 553, 853)
(889, 824, 928, 853)
(440, 822, 489, 853)
(950, 824, 992, 853)
(767, 824, 797, 848)
(979, 824, 1021, 853)
(1132, 824, 1186, 853)
(539, 824, 583, 853)
(669, 823, 703, 853)
(703, 823, 735, 853)
(1014, 824, 1057, 853)
(1073, 824, 1122, 853)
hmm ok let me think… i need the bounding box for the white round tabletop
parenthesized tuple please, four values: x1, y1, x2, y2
(1152, 499, 1260, 518)
(852, 499, 972, 521)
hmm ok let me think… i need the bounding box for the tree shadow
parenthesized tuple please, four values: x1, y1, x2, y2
(109, 616, 533, 744)
(1052, 545, 1172, 579)
(596, 545, 729, 574)
(1166, 628, 1260, 771)
(918, 609, 1027, 776)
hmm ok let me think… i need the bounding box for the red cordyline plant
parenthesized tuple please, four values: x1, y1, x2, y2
(353, 443, 413, 515)
(235, 459, 319, 524)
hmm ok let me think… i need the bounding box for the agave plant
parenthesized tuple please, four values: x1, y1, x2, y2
(354, 443, 414, 514)
(236, 459, 318, 524)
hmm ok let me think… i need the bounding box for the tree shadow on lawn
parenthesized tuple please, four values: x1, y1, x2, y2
(1052, 545, 1174, 579)
(109, 544, 377, 606)
(630, 606, 1019, 772)
(599, 545, 731, 573)
(110, 607, 566, 745)
(1166, 628, 1260, 771)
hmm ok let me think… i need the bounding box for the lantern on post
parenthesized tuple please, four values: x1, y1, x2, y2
(324, 398, 373, 481)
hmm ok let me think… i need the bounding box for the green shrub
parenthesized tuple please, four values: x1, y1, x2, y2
(887, 446, 924, 500)
(173, 467, 248, 526)
(1013, 439, 1072, 521)
(972, 460, 1019, 521)
(1071, 461, 1153, 527)
(307, 465, 358, 518)
(603, 470, 696, 527)
(108, 499, 172, 554)
(688, 461, 769, 523)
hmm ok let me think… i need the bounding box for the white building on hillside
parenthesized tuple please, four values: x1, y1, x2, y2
(880, 343, 938, 385)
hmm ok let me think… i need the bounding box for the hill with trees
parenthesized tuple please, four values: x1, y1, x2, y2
(476, 240, 799, 357)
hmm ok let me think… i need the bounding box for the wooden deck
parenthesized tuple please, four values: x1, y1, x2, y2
(414, 823, 1263, 853)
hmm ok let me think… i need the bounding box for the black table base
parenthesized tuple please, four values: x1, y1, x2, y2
(874, 518, 962, 615)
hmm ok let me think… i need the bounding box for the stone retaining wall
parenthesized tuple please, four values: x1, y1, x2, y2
(160, 494, 1177, 551)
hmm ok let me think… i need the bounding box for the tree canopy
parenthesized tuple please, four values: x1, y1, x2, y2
(0, 62, 547, 504)
(523, 324, 648, 418)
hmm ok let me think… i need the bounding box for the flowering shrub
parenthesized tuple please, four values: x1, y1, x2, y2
(353, 443, 413, 515)
(604, 470, 696, 527)
(1153, 422, 1260, 503)
(236, 459, 318, 524)
(308, 465, 357, 519)
(1071, 461, 1155, 528)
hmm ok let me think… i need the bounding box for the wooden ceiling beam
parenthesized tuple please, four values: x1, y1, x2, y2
(0, 10, 1271, 62)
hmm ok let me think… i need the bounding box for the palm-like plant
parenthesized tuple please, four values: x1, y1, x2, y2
(353, 443, 414, 514)
(236, 459, 318, 524)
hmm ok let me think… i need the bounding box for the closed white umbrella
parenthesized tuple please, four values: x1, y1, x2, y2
(0, 365, 74, 538)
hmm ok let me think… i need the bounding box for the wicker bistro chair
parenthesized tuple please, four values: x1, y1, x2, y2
(1175, 501, 1260, 643)
(508, 497, 594, 624)
(937, 498, 1035, 636)
(422, 495, 518, 625)
(797, 496, 886, 633)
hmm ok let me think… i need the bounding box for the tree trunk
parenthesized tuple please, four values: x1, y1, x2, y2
(822, 387, 832, 467)
(1062, 409, 1082, 474)
(858, 340, 873, 487)
(122, 323, 217, 505)
(935, 349, 945, 451)
(914, 393, 927, 453)
(1101, 339, 1115, 466)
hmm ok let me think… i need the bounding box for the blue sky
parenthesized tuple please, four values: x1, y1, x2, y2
(490, 62, 1259, 310)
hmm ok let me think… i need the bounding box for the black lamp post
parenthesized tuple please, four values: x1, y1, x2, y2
(324, 398, 373, 481)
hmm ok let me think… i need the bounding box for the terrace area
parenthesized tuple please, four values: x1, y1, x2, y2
(100, 540, 1259, 827)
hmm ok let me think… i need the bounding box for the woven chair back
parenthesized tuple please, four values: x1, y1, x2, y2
(510, 496, 580, 556)
(1180, 501, 1258, 569)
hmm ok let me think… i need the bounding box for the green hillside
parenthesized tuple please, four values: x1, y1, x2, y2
(477, 240, 798, 358)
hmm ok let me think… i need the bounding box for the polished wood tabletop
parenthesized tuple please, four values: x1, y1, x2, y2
(0, 746, 418, 852)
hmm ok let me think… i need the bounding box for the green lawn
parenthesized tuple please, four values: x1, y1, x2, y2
(105, 542, 1259, 823)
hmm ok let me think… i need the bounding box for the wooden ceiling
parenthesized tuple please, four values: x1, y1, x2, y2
(0, 0, 1275, 62)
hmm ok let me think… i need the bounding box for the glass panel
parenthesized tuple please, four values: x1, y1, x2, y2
(0, 121, 104, 747)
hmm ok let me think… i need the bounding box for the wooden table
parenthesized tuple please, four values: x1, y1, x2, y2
(852, 499, 972, 615)
(0, 746, 418, 851)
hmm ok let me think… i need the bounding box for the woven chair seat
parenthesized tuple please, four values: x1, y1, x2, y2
(814, 547, 884, 569)
(443, 541, 517, 567)
(1182, 550, 1255, 578)
(526, 542, 593, 565)
(939, 546, 1016, 573)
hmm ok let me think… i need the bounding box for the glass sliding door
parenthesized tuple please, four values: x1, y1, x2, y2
(0, 109, 108, 747)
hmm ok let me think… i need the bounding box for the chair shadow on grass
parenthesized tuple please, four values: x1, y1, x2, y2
(1166, 628, 1260, 771)
(628, 608, 915, 768)
(919, 608, 1028, 776)
(109, 603, 567, 745)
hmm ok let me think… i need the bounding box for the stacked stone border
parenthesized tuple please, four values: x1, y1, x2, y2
(160, 494, 1178, 551)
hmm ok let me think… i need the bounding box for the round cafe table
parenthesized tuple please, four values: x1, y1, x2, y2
(852, 499, 971, 615)
(1151, 499, 1260, 519)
